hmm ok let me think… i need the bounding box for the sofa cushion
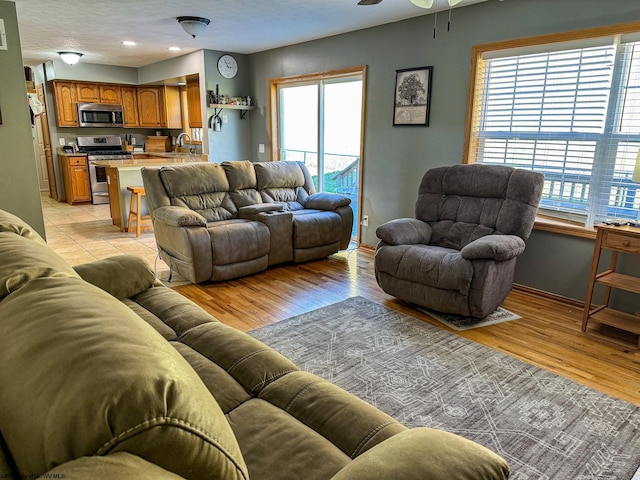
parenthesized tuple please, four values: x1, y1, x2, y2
(223, 161, 263, 208)
(159, 164, 238, 221)
(292, 210, 342, 249)
(375, 244, 473, 294)
(0, 232, 79, 300)
(0, 276, 248, 480)
(73, 254, 158, 299)
(208, 220, 270, 265)
(254, 162, 310, 210)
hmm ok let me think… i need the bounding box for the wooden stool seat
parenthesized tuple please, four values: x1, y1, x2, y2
(127, 186, 152, 237)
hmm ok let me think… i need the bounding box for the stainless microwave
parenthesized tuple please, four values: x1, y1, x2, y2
(77, 103, 124, 128)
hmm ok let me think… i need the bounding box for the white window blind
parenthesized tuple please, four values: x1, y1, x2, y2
(471, 36, 640, 226)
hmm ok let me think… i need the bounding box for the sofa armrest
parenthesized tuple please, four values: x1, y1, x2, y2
(330, 428, 509, 480)
(153, 206, 206, 228)
(238, 203, 284, 217)
(376, 218, 432, 246)
(460, 234, 525, 261)
(73, 255, 158, 299)
(46, 452, 186, 480)
(305, 192, 351, 210)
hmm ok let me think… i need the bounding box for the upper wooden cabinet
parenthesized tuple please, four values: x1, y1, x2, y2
(99, 85, 122, 104)
(121, 86, 140, 128)
(186, 78, 202, 128)
(76, 83, 99, 103)
(137, 87, 165, 128)
(53, 81, 79, 127)
(52, 80, 182, 129)
(76, 83, 122, 104)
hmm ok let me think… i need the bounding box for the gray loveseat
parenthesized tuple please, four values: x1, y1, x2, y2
(142, 161, 353, 283)
(375, 164, 544, 318)
(0, 208, 509, 480)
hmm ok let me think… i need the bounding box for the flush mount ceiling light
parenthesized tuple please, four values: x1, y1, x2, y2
(58, 51, 83, 65)
(177, 16, 210, 38)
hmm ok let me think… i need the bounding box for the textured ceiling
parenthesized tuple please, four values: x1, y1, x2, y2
(13, 0, 489, 68)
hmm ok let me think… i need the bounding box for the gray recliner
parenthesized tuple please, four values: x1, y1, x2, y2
(374, 164, 544, 318)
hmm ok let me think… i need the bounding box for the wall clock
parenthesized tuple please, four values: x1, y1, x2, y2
(217, 54, 238, 79)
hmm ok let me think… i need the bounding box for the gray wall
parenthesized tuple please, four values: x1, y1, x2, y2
(204, 50, 252, 163)
(247, 0, 640, 304)
(0, 0, 44, 236)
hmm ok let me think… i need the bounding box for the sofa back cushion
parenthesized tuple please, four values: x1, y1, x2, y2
(254, 161, 312, 211)
(0, 232, 79, 300)
(0, 275, 248, 480)
(159, 164, 238, 221)
(415, 164, 543, 250)
(223, 161, 263, 208)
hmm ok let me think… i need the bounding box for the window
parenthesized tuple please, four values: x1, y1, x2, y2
(466, 24, 640, 228)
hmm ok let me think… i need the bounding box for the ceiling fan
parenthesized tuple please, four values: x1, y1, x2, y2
(358, 0, 463, 7)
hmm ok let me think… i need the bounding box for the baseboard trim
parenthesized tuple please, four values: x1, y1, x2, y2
(513, 283, 584, 309)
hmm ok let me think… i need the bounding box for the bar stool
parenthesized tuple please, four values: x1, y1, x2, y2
(127, 186, 152, 237)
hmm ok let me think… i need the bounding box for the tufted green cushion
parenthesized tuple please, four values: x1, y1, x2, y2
(0, 276, 248, 480)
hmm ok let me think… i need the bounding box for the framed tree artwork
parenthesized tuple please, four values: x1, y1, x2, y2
(393, 66, 433, 126)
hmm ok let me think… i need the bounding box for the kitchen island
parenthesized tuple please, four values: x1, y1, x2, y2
(99, 153, 208, 231)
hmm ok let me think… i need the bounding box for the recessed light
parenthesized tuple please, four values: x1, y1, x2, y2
(169, 47, 181, 51)
(122, 41, 136, 46)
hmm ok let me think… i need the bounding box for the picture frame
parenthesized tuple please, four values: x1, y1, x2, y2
(393, 66, 433, 127)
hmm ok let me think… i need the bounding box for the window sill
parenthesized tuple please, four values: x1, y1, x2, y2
(534, 215, 596, 240)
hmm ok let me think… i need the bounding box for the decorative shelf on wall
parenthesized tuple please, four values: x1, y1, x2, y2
(209, 104, 255, 120)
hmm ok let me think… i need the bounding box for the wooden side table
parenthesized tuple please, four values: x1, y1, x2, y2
(582, 224, 640, 349)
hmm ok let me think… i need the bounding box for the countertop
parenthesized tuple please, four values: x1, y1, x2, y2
(90, 155, 208, 168)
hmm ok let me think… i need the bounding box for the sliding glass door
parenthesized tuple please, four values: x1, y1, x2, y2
(271, 67, 365, 241)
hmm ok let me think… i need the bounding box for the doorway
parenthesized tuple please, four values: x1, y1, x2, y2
(269, 66, 366, 242)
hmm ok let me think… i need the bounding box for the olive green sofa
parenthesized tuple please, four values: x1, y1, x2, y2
(141, 161, 354, 283)
(0, 208, 509, 480)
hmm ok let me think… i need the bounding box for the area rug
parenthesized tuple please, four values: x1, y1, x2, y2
(416, 305, 521, 330)
(249, 296, 640, 480)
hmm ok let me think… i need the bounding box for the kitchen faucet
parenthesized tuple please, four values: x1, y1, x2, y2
(175, 133, 191, 152)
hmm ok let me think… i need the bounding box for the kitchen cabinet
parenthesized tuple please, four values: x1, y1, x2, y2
(99, 84, 122, 104)
(51, 80, 181, 129)
(186, 78, 202, 128)
(164, 86, 182, 129)
(122, 86, 140, 128)
(76, 83, 122, 104)
(60, 153, 91, 204)
(53, 81, 78, 127)
(137, 86, 182, 129)
(137, 87, 165, 128)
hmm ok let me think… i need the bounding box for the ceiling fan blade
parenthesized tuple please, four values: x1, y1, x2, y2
(409, 0, 435, 8)
(358, 0, 383, 4)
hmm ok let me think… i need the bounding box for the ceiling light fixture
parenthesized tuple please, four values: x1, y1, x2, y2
(177, 16, 210, 38)
(58, 51, 83, 65)
(409, 0, 462, 9)
(169, 46, 181, 51)
(122, 41, 136, 46)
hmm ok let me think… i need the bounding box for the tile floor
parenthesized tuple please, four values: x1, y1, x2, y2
(41, 193, 185, 284)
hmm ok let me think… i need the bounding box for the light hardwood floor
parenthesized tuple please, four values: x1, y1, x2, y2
(174, 247, 640, 407)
